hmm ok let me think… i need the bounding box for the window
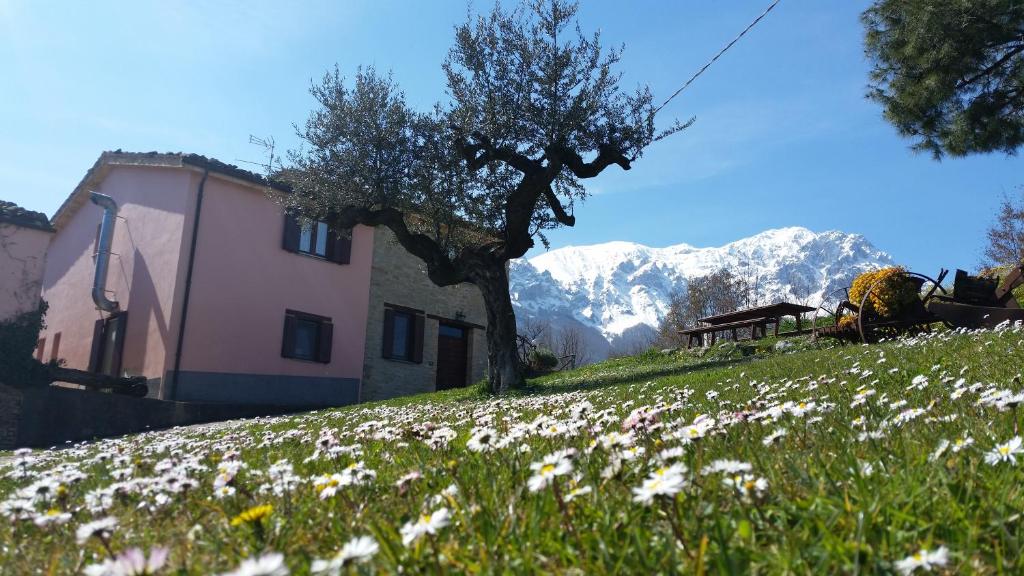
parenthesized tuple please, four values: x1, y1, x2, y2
(50, 332, 61, 363)
(35, 338, 45, 362)
(282, 214, 351, 264)
(89, 312, 127, 376)
(282, 310, 333, 363)
(383, 307, 424, 363)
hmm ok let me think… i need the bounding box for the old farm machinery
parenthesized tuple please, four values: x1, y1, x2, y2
(813, 264, 1024, 343)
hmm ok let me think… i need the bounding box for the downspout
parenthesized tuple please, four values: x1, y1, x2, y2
(90, 192, 120, 312)
(169, 170, 209, 400)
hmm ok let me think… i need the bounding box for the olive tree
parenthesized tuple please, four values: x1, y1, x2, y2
(282, 0, 686, 394)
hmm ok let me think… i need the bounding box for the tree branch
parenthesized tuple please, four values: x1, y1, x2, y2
(542, 185, 575, 226)
(330, 206, 467, 286)
(451, 128, 541, 175)
(554, 143, 632, 179)
(957, 42, 1024, 90)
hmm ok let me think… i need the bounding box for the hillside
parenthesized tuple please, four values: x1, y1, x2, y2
(510, 227, 893, 357)
(3, 324, 1023, 573)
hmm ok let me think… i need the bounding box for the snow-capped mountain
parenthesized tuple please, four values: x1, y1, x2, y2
(510, 227, 893, 359)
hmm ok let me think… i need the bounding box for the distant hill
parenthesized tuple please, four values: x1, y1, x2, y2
(510, 227, 894, 360)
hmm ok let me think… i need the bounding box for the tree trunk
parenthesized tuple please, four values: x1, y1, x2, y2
(472, 262, 524, 394)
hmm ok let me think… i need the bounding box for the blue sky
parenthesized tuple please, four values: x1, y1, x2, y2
(1, 1, 1020, 273)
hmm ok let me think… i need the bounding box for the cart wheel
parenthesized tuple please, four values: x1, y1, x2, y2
(812, 286, 852, 340)
(857, 271, 946, 343)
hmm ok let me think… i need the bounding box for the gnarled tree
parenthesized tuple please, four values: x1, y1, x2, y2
(282, 0, 686, 394)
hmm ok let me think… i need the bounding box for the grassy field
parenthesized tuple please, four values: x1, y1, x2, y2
(3, 325, 1024, 574)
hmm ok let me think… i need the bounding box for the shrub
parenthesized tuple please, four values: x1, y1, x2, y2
(0, 301, 52, 388)
(848, 267, 919, 319)
(528, 347, 559, 372)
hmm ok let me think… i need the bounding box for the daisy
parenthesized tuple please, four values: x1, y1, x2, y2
(217, 552, 289, 576)
(631, 463, 688, 505)
(33, 508, 72, 528)
(527, 450, 574, 492)
(984, 436, 1023, 465)
(723, 474, 769, 500)
(466, 427, 499, 452)
(84, 547, 169, 576)
(400, 508, 451, 546)
(311, 536, 379, 574)
(701, 459, 752, 476)
(893, 546, 949, 575)
(76, 516, 118, 545)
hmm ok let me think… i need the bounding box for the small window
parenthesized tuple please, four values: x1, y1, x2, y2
(35, 338, 45, 361)
(88, 312, 128, 376)
(383, 307, 424, 363)
(282, 214, 351, 264)
(50, 332, 61, 363)
(282, 310, 333, 363)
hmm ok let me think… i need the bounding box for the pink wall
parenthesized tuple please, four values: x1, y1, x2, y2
(39, 166, 193, 378)
(177, 175, 373, 382)
(0, 224, 51, 322)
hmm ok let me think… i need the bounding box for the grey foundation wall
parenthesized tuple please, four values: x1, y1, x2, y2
(0, 383, 313, 450)
(170, 371, 359, 406)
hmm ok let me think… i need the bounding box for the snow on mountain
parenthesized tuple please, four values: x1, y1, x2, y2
(509, 227, 893, 359)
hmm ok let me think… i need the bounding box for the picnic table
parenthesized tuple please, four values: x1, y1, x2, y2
(678, 302, 816, 349)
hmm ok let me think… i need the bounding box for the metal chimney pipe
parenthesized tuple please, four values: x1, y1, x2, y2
(90, 192, 120, 312)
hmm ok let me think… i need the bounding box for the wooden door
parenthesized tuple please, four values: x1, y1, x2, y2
(435, 323, 469, 390)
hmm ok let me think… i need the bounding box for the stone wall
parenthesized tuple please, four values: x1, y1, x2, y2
(360, 228, 488, 402)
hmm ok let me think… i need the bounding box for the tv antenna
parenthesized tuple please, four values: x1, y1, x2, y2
(235, 134, 277, 176)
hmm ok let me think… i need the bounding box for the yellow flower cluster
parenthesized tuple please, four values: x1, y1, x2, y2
(230, 504, 273, 527)
(848, 267, 918, 319)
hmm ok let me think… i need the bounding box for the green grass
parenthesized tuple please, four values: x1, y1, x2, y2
(3, 327, 1024, 574)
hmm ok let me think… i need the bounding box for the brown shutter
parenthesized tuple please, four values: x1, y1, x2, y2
(324, 227, 352, 265)
(335, 229, 352, 264)
(88, 318, 105, 372)
(50, 333, 61, 363)
(282, 214, 300, 252)
(281, 313, 297, 358)
(412, 314, 425, 363)
(318, 320, 333, 363)
(108, 313, 127, 377)
(382, 309, 395, 358)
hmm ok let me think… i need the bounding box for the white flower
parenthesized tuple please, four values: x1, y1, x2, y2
(466, 427, 499, 452)
(84, 547, 169, 576)
(400, 507, 451, 546)
(723, 474, 769, 500)
(928, 439, 950, 462)
(984, 436, 1023, 465)
(76, 516, 118, 545)
(527, 451, 574, 492)
(311, 536, 379, 574)
(893, 546, 949, 574)
(762, 428, 787, 446)
(218, 552, 289, 576)
(701, 459, 752, 476)
(33, 509, 72, 527)
(632, 463, 688, 505)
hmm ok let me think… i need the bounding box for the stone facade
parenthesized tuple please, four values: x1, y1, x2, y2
(360, 228, 488, 401)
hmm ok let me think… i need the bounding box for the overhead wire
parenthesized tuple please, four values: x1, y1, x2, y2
(653, 0, 782, 116)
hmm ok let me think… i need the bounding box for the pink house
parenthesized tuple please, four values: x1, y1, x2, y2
(37, 152, 488, 406)
(0, 202, 53, 324)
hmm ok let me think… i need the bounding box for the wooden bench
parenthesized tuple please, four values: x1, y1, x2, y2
(679, 317, 769, 349)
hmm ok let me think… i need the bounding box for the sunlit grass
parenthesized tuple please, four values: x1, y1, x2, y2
(2, 326, 1023, 574)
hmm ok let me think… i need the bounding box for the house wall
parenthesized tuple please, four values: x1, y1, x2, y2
(39, 166, 193, 381)
(172, 174, 373, 406)
(0, 223, 51, 322)
(360, 227, 488, 402)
